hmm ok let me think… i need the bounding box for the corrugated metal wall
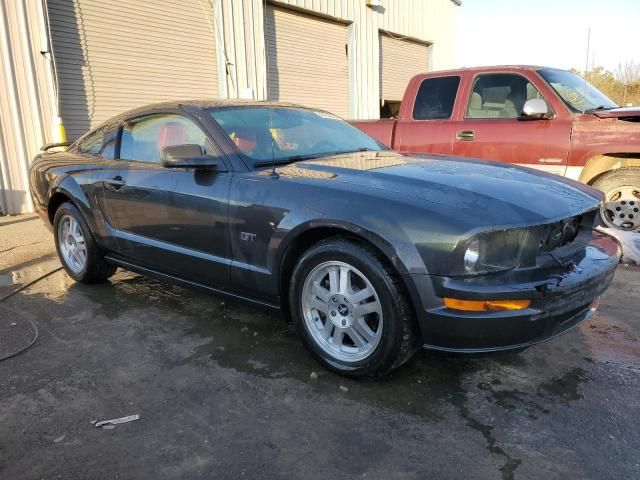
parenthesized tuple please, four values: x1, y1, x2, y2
(265, 5, 350, 117)
(0, 0, 59, 215)
(48, 0, 220, 140)
(214, 0, 458, 119)
(0, 0, 458, 214)
(379, 32, 430, 102)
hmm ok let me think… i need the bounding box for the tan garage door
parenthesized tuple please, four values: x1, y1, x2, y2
(47, 0, 219, 139)
(379, 32, 429, 103)
(265, 6, 350, 118)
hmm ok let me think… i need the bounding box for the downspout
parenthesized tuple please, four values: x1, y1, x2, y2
(38, 0, 65, 144)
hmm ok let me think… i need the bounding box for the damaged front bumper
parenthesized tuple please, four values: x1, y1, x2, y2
(414, 229, 621, 352)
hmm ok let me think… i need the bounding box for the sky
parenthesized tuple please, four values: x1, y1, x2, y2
(457, 0, 640, 73)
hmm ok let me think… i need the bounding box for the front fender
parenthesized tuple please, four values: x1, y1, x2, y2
(273, 218, 422, 277)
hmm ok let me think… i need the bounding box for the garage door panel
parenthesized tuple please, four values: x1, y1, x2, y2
(48, 0, 218, 139)
(265, 6, 350, 118)
(379, 33, 429, 102)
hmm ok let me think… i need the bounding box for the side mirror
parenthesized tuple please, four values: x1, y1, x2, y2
(160, 144, 226, 171)
(521, 99, 550, 120)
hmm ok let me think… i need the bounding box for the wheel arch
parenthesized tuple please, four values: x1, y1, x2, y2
(275, 221, 422, 323)
(47, 176, 96, 228)
(47, 191, 74, 225)
(579, 154, 640, 185)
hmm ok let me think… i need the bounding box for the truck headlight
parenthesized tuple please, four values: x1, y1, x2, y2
(459, 228, 530, 275)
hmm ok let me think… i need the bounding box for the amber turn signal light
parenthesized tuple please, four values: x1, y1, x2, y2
(444, 298, 531, 312)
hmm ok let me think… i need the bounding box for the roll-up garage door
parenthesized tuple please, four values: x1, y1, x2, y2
(379, 32, 429, 104)
(265, 5, 350, 118)
(47, 0, 219, 139)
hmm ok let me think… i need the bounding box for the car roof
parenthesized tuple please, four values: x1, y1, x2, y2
(96, 99, 313, 128)
(419, 65, 561, 76)
(73, 99, 327, 142)
(114, 99, 308, 119)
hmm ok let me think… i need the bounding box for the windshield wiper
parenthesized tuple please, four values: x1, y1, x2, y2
(333, 147, 375, 154)
(253, 153, 327, 167)
(586, 105, 618, 112)
(253, 148, 376, 167)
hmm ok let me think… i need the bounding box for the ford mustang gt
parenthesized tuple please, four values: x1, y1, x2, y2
(29, 100, 621, 377)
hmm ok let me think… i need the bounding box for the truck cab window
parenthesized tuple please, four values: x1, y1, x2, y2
(412, 76, 460, 120)
(466, 73, 545, 119)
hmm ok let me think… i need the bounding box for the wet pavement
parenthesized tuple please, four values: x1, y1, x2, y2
(0, 216, 639, 479)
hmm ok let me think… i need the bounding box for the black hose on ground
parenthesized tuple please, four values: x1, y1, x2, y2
(0, 266, 62, 361)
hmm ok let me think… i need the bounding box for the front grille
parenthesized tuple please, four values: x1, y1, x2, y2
(538, 215, 582, 253)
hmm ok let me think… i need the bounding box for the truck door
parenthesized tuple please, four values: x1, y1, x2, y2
(452, 72, 571, 176)
(393, 75, 461, 155)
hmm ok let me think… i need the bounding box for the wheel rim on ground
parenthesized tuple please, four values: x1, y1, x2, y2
(600, 185, 640, 231)
(57, 214, 87, 273)
(301, 260, 383, 362)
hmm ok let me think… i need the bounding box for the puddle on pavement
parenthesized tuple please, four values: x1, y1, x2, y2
(11, 267, 607, 480)
(0, 271, 19, 287)
(0, 255, 61, 298)
(46, 272, 589, 422)
(28, 270, 599, 417)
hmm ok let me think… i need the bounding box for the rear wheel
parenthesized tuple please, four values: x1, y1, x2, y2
(593, 168, 640, 232)
(289, 237, 418, 377)
(53, 202, 117, 283)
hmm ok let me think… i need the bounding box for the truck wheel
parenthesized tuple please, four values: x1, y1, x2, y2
(53, 202, 117, 283)
(592, 168, 640, 232)
(289, 237, 419, 377)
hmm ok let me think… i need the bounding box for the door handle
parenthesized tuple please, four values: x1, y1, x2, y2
(106, 175, 126, 190)
(456, 130, 475, 141)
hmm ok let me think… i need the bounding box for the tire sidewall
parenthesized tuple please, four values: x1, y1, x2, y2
(53, 202, 93, 281)
(290, 240, 405, 375)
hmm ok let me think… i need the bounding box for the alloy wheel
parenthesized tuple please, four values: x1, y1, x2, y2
(58, 214, 87, 273)
(301, 260, 383, 362)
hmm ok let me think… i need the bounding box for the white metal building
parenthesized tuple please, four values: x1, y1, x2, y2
(0, 0, 460, 215)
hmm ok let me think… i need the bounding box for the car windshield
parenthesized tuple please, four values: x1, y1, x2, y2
(208, 106, 385, 167)
(537, 68, 618, 113)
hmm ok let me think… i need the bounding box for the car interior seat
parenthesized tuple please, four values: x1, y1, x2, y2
(467, 92, 484, 118)
(158, 122, 189, 152)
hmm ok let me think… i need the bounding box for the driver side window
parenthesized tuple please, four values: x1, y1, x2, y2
(466, 73, 544, 119)
(119, 114, 208, 163)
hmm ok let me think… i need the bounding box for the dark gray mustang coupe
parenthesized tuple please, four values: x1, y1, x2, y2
(30, 100, 620, 377)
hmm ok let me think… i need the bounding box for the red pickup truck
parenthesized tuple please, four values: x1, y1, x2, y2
(352, 66, 640, 232)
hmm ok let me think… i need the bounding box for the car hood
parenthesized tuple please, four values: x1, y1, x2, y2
(276, 151, 602, 229)
(592, 106, 640, 120)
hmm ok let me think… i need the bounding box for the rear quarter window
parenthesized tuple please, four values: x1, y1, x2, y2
(412, 76, 461, 120)
(77, 129, 105, 154)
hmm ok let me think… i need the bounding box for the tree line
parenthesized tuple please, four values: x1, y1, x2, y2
(570, 61, 640, 106)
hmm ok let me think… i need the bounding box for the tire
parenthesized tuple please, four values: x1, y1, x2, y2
(592, 168, 640, 232)
(289, 237, 419, 377)
(53, 202, 117, 283)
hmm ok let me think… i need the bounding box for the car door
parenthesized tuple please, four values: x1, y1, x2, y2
(452, 72, 572, 176)
(392, 75, 460, 154)
(98, 112, 232, 288)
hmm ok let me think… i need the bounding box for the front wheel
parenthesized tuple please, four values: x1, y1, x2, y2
(53, 202, 117, 283)
(592, 168, 640, 232)
(289, 238, 418, 377)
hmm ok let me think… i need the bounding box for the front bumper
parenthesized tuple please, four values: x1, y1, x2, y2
(411, 229, 621, 352)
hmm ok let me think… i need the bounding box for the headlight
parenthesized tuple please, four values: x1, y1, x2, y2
(463, 239, 480, 273)
(458, 228, 530, 275)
